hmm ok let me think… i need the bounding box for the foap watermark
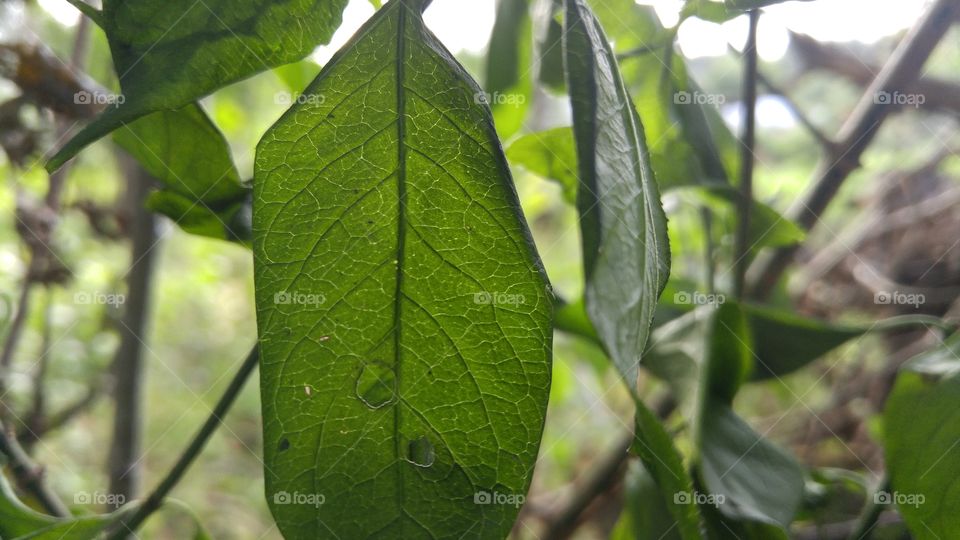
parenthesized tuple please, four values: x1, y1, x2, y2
(673, 290, 725, 307)
(674, 490, 726, 507)
(873, 91, 925, 108)
(274, 91, 327, 106)
(674, 90, 726, 107)
(473, 291, 525, 306)
(874, 490, 925, 508)
(273, 491, 326, 508)
(73, 90, 125, 107)
(274, 290, 326, 306)
(73, 291, 125, 307)
(874, 290, 925, 309)
(74, 490, 126, 508)
(474, 91, 526, 107)
(474, 490, 525, 508)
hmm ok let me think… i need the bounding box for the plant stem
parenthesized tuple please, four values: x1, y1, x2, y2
(848, 475, 891, 540)
(0, 422, 69, 517)
(107, 157, 157, 501)
(106, 346, 259, 539)
(733, 9, 759, 300)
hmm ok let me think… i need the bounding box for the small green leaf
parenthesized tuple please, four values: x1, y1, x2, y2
(254, 1, 552, 538)
(484, 0, 533, 138)
(631, 399, 706, 540)
(48, 0, 350, 171)
(113, 104, 251, 242)
(564, 0, 671, 389)
(885, 334, 960, 539)
(506, 127, 578, 204)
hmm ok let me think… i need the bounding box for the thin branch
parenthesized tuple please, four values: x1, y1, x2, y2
(847, 475, 891, 540)
(0, 286, 33, 410)
(106, 347, 260, 540)
(748, 0, 960, 299)
(0, 422, 69, 517)
(733, 10, 760, 300)
(756, 70, 836, 152)
(107, 157, 158, 501)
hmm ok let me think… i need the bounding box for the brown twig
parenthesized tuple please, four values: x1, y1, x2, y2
(0, 422, 69, 517)
(748, 0, 960, 299)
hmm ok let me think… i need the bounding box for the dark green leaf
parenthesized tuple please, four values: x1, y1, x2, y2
(612, 462, 682, 540)
(885, 334, 960, 539)
(505, 127, 577, 204)
(48, 0, 350, 171)
(253, 2, 552, 538)
(699, 402, 804, 529)
(744, 304, 864, 379)
(631, 399, 705, 540)
(537, 0, 566, 92)
(484, 0, 533, 138)
(113, 104, 251, 242)
(564, 0, 671, 389)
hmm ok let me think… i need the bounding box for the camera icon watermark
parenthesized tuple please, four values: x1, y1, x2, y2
(874, 490, 925, 508)
(673, 290, 725, 308)
(673, 91, 726, 106)
(73, 291, 125, 307)
(874, 291, 925, 309)
(473, 291, 526, 307)
(273, 490, 326, 508)
(873, 91, 925, 108)
(274, 92, 327, 106)
(673, 490, 725, 507)
(473, 490, 525, 508)
(73, 90, 125, 107)
(74, 491, 126, 508)
(473, 91, 526, 107)
(274, 290, 326, 306)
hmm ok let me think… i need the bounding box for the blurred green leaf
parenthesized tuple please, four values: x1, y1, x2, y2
(671, 185, 806, 249)
(506, 127, 577, 203)
(631, 399, 706, 539)
(273, 60, 324, 93)
(253, 2, 551, 537)
(744, 304, 864, 379)
(48, 0, 350, 171)
(113, 104, 251, 242)
(0, 475, 129, 539)
(885, 334, 960, 539)
(485, 0, 533, 138)
(538, 0, 566, 92)
(564, 0, 671, 389)
(612, 462, 683, 540)
(699, 402, 804, 528)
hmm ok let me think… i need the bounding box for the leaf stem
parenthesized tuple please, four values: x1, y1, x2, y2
(847, 475, 891, 540)
(733, 9, 759, 300)
(106, 346, 259, 539)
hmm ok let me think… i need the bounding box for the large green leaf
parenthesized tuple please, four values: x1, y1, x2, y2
(253, 1, 552, 538)
(885, 334, 960, 539)
(48, 0, 350, 171)
(631, 399, 705, 539)
(113, 104, 252, 242)
(0, 475, 128, 539)
(484, 0, 533, 138)
(564, 0, 671, 389)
